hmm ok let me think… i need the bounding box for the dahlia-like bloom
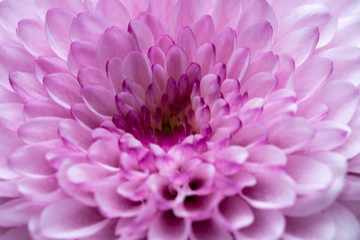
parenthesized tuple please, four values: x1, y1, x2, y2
(1, 0, 360, 239)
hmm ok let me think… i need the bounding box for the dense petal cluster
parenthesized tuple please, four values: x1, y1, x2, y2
(0, 0, 360, 239)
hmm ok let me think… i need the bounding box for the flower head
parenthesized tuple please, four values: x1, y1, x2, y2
(0, 0, 360, 239)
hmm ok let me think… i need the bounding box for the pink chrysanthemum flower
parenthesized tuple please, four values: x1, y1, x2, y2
(1, 0, 360, 239)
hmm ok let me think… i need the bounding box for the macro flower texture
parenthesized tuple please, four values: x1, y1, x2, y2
(1, 0, 360, 239)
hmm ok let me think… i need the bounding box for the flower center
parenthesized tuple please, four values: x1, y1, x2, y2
(112, 73, 199, 149)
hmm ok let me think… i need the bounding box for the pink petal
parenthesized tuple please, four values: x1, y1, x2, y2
(175, 192, 220, 219)
(78, 66, 109, 89)
(241, 51, 279, 84)
(196, 43, 215, 75)
(241, 72, 277, 98)
(268, 117, 315, 154)
(24, 99, 70, 119)
(67, 163, 112, 188)
(165, 46, 188, 81)
(241, 171, 296, 209)
(40, 199, 108, 239)
(94, 181, 143, 218)
(217, 195, 254, 230)
(227, 48, 250, 80)
(0, 227, 31, 240)
(70, 12, 111, 43)
(67, 41, 98, 75)
(315, 81, 360, 124)
(82, 85, 117, 116)
(17, 177, 60, 202)
(59, 119, 92, 151)
(296, 100, 329, 122)
(0, 85, 23, 104)
(10, 72, 48, 102)
(149, 0, 177, 22)
(236, 0, 277, 36)
(192, 218, 232, 240)
(106, 57, 124, 93)
(0, 45, 34, 90)
(121, 51, 152, 87)
(155, 35, 175, 54)
(231, 123, 268, 147)
(168, 0, 205, 39)
(0, 199, 42, 227)
(0, 103, 24, 130)
(278, 4, 337, 47)
(238, 21, 273, 58)
(178, 27, 197, 63)
(212, 0, 242, 30)
(129, 19, 154, 53)
(284, 152, 346, 217)
(0, 1, 38, 32)
(0, 180, 20, 197)
(88, 139, 120, 169)
(95, 0, 130, 29)
(119, 0, 149, 19)
(192, 15, 215, 46)
(273, 27, 319, 66)
(35, 56, 71, 83)
(328, 15, 360, 48)
(238, 209, 285, 240)
(45, 8, 75, 59)
(294, 57, 333, 101)
(247, 145, 286, 166)
(327, 203, 360, 240)
(137, 12, 167, 40)
(285, 155, 333, 194)
(305, 121, 351, 152)
(213, 28, 236, 64)
(285, 212, 336, 240)
(149, 46, 165, 66)
(43, 73, 82, 108)
(8, 144, 55, 177)
(275, 54, 295, 89)
(336, 106, 360, 158)
(17, 19, 53, 57)
(35, 0, 86, 20)
(148, 210, 189, 240)
(71, 103, 103, 129)
(18, 117, 62, 145)
(57, 158, 97, 206)
(96, 27, 138, 68)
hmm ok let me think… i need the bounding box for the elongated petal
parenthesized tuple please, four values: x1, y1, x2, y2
(40, 199, 108, 239)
